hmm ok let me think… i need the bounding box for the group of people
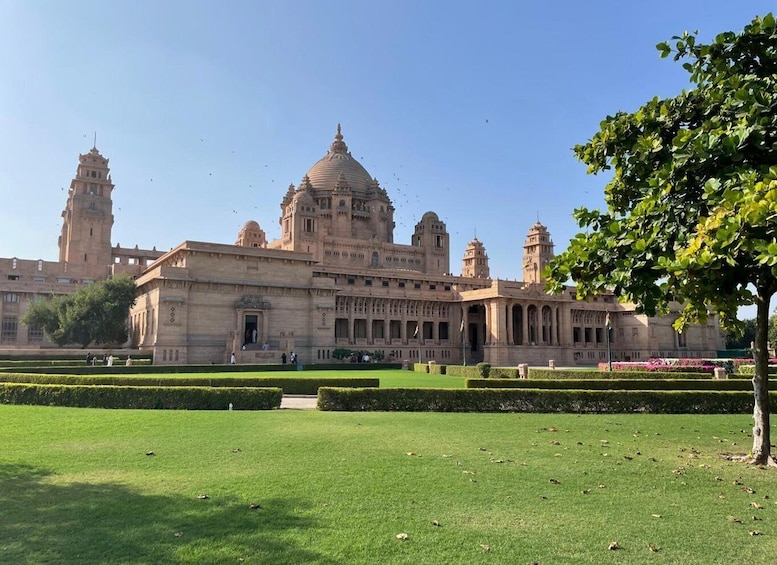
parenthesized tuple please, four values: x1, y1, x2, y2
(280, 351, 298, 364)
(85, 353, 132, 366)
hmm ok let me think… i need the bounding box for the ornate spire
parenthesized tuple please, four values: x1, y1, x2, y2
(329, 123, 348, 154)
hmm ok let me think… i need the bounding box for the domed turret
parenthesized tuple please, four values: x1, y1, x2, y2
(236, 220, 267, 248)
(461, 236, 490, 279)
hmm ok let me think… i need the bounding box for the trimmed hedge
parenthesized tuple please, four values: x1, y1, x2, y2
(444, 365, 483, 378)
(0, 383, 282, 410)
(0, 374, 379, 395)
(529, 369, 711, 380)
(0, 363, 401, 375)
(466, 378, 774, 391)
(317, 387, 772, 413)
(428, 363, 447, 375)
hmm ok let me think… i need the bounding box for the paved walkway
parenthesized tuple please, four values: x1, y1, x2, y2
(280, 395, 317, 410)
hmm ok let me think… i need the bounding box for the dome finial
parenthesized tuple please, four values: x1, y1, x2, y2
(330, 123, 348, 154)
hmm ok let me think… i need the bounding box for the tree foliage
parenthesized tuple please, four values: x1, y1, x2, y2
(22, 276, 137, 348)
(726, 318, 755, 349)
(546, 14, 777, 465)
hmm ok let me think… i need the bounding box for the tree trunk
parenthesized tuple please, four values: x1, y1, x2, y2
(751, 287, 773, 465)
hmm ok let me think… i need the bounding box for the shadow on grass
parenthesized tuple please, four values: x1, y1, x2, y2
(0, 464, 335, 564)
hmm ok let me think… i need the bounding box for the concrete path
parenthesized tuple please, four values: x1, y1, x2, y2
(280, 395, 317, 410)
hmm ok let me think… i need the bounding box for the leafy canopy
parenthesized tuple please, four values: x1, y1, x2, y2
(546, 13, 777, 336)
(23, 276, 137, 348)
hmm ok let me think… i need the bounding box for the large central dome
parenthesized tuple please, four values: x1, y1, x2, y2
(305, 124, 375, 193)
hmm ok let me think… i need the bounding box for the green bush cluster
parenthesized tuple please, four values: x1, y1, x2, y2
(529, 368, 711, 380)
(0, 383, 282, 410)
(444, 365, 482, 378)
(735, 364, 777, 376)
(317, 386, 772, 414)
(0, 374, 379, 395)
(466, 378, 774, 391)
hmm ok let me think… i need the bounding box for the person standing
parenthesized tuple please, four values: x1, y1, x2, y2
(230, 351, 236, 364)
(281, 352, 287, 364)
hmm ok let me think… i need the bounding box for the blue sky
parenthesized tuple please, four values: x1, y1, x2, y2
(0, 1, 772, 316)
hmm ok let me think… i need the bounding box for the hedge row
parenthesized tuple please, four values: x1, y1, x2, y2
(466, 378, 772, 391)
(0, 383, 282, 410)
(528, 369, 712, 380)
(0, 374, 379, 395)
(0, 362, 401, 375)
(317, 387, 770, 413)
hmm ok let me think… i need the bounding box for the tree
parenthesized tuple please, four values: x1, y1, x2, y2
(22, 276, 137, 348)
(725, 318, 755, 349)
(546, 14, 777, 466)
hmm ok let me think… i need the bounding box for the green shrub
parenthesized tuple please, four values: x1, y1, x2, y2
(476, 363, 491, 378)
(0, 383, 282, 410)
(466, 378, 773, 391)
(317, 387, 771, 414)
(0, 373, 379, 395)
(445, 365, 481, 378)
(428, 363, 447, 375)
(489, 367, 518, 379)
(528, 369, 711, 380)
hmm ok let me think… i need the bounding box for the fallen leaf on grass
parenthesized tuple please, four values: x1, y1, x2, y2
(406, 452, 417, 456)
(750, 502, 764, 509)
(742, 486, 755, 494)
(651, 514, 662, 518)
(749, 530, 762, 536)
(197, 494, 210, 500)
(479, 544, 491, 552)
(548, 426, 558, 432)
(396, 533, 409, 540)
(648, 543, 660, 552)
(248, 503, 262, 510)
(431, 520, 441, 527)
(752, 516, 762, 521)
(174, 532, 183, 537)
(146, 451, 155, 456)
(727, 516, 743, 524)
(608, 541, 620, 550)
(549, 478, 560, 484)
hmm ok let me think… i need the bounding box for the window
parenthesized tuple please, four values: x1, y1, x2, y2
(7, 275, 19, 281)
(3, 293, 19, 303)
(382, 281, 389, 287)
(57, 277, 70, 284)
(365, 280, 372, 286)
(398, 282, 405, 288)
(12, 258, 17, 269)
(37, 260, 43, 271)
(33, 276, 45, 283)
(429, 284, 436, 290)
(28, 324, 44, 343)
(347, 278, 355, 285)
(414, 283, 421, 289)
(1, 316, 17, 343)
(304, 218, 315, 233)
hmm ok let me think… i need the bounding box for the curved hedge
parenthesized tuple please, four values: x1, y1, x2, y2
(0, 373, 379, 395)
(317, 386, 771, 413)
(0, 362, 401, 375)
(0, 383, 282, 410)
(466, 379, 773, 391)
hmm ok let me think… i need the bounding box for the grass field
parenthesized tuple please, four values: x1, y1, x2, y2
(2, 405, 776, 564)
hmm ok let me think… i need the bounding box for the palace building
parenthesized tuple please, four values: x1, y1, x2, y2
(0, 126, 725, 365)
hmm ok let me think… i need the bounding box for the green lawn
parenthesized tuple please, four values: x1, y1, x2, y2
(1, 406, 775, 564)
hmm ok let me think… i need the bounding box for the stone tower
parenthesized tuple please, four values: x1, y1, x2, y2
(412, 211, 450, 276)
(461, 237, 490, 278)
(58, 145, 115, 271)
(522, 221, 554, 284)
(236, 220, 267, 248)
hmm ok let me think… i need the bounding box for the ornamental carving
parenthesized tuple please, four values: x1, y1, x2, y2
(235, 294, 271, 309)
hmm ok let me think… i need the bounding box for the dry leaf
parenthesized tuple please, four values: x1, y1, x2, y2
(752, 516, 762, 521)
(550, 440, 560, 445)
(146, 451, 155, 456)
(431, 520, 441, 527)
(548, 426, 558, 432)
(648, 543, 660, 552)
(749, 530, 762, 536)
(406, 452, 417, 456)
(479, 544, 491, 552)
(249, 503, 262, 510)
(750, 502, 764, 509)
(197, 494, 210, 500)
(742, 486, 755, 494)
(727, 516, 742, 524)
(581, 489, 591, 495)
(598, 484, 606, 489)
(174, 531, 183, 537)
(651, 514, 662, 518)
(549, 478, 560, 484)
(608, 541, 620, 550)
(396, 533, 409, 540)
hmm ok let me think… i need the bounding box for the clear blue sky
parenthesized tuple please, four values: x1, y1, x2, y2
(0, 1, 771, 316)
